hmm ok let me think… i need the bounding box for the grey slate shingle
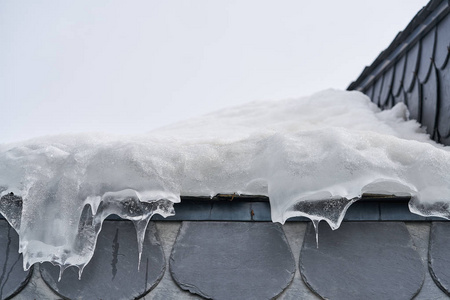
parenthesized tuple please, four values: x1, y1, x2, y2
(170, 221, 295, 300)
(0, 220, 32, 300)
(300, 222, 425, 300)
(40, 221, 165, 300)
(428, 222, 450, 296)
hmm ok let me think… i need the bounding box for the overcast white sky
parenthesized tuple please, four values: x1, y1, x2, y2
(1, 0, 428, 143)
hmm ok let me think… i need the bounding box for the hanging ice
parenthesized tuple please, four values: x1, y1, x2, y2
(1, 89, 450, 276)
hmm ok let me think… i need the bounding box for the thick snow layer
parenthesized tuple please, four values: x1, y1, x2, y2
(1, 89, 449, 276)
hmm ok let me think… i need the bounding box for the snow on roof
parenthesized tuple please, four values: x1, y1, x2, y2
(1, 89, 449, 277)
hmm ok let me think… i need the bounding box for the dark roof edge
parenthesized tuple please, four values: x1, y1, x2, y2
(105, 200, 445, 222)
(348, 0, 450, 91)
(181, 193, 410, 202)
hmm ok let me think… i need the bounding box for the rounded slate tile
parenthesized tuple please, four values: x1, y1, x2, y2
(0, 220, 33, 300)
(394, 89, 407, 107)
(300, 222, 424, 300)
(435, 14, 450, 69)
(170, 222, 295, 300)
(40, 221, 165, 300)
(372, 76, 383, 106)
(437, 63, 450, 142)
(429, 222, 450, 296)
(421, 67, 438, 139)
(439, 134, 450, 147)
(382, 94, 395, 110)
(418, 28, 436, 84)
(380, 68, 394, 107)
(392, 56, 406, 97)
(364, 84, 374, 101)
(404, 43, 420, 93)
(405, 77, 422, 122)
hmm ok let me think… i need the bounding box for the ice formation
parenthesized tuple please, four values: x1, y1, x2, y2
(1, 89, 450, 277)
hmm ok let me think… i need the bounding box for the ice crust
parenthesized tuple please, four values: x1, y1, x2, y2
(1, 89, 450, 276)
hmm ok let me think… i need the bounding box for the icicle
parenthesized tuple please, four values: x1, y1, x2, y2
(133, 217, 151, 270)
(273, 196, 358, 249)
(24, 261, 31, 271)
(58, 265, 68, 282)
(312, 219, 320, 248)
(78, 264, 86, 280)
(276, 196, 357, 230)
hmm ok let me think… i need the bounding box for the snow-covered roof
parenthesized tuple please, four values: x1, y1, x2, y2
(1, 89, 450, 276)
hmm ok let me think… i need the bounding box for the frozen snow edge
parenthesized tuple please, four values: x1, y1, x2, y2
(1, 189, 449, 279)
(1, 89, 450, 278)
(0, 193, 422, 224)
(0, 192, 432, 222)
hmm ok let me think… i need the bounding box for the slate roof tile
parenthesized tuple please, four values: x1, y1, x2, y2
(364, 84, 374, 101)
(393, 89, 407, 107)
(371, 76, 384, 107)
(170, 222, 295, 300)
(392, 55, 407, 97)
(300, 222, 425, 300)
(379, 67, 395, 108)
(40, 221, 165, 300)
(437, 61, 450, 141)
(405, 223, 449, 299)
(428, 222, 450, 296)
(0, 220, 32, 300)
(418, 28, 436, 84)
(405, 77, 422, 122)
(404, 43, 421, 93)
(421, 66, 439, 138)
(435, 14, 450, 69)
